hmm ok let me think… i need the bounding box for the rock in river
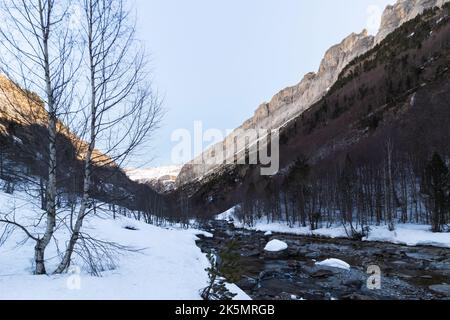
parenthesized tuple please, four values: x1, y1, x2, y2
(429, 284, 450, 297)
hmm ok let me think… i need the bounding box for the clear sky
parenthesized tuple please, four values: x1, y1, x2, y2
(133, 0, 395, 167)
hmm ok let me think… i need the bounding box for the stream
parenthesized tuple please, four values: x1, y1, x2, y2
(196, 220, 450, 300)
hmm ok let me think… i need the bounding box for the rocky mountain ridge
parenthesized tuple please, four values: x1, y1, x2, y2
(170, 3, 450, 219)
(176, 0, 450, 187)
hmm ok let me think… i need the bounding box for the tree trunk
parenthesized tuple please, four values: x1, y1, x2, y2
(54, 14, 97, 273)
(33, 6, 58, 274)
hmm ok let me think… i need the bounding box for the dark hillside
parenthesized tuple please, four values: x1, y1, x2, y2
(171, 4, 450, 231)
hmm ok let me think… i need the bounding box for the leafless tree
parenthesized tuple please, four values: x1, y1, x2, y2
(0, 0, 77, 274)
(54, 0, 162, 274)
(384, 139, 396, 231)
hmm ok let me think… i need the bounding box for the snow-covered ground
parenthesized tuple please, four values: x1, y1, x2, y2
(216, 208, 236, 221)
(0, 188, 250, 300)
(218, 208, 450, 249)
(365, 224, 450, 248)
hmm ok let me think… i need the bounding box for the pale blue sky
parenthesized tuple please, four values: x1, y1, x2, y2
(133, 0, 395, 167)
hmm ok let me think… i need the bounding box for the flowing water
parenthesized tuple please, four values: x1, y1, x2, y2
(196, 220, 450, 300)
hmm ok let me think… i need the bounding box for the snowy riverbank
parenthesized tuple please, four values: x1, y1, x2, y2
(0, 190, 250, 300)
(218, 209, 450, 249)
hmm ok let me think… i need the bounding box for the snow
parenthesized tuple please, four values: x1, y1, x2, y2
(125, 166, 183, 192)
(12, 136, 23, 145)
(264, 240, 288, 252)
(0, 188, 250, 300)
(264, 231, 273, 236)
(222, 209, 450, 249)
(226, 283, 252, 300)
(1, 217, 207, 299)
(234, 219, 350, 239)
(125, 165, 182, 182)
(215, 208, 235, 222)
(364, 224, 450, 248)
(316, 259, 351, 271)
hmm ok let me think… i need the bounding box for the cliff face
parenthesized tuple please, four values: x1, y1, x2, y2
(176, 0, 450, 186)
(375, 0, 449, 43)
(177, 30, 375, 185)
(171, 4, 450, 218)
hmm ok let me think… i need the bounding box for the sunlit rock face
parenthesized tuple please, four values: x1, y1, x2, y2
(0, 75, 113, 166)
(176, 0, 450, 187)
(375, 0, 449, 44)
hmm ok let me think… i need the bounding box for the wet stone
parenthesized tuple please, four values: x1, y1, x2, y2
(305, 252, 321, 259)
(429, 260, 450, 271)
(311, 269, 335, 279)
(242, 250, 260, 258)
(277, 292, 296, 300)
(196, 220, 450, 301)
(342, 279, 364, 290)
(237, 277, 258, 291)
(429, 284, 450, 297)
(392, 260, 410, 266)
(341, 293, 377, 300)
(263, 250, 289, 260)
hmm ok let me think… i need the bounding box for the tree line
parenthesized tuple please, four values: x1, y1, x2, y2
(236, 146, 449, 237)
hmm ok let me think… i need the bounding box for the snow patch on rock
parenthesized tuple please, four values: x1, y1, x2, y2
(316, 259, 351, 271)
(264, 240, 288, 252)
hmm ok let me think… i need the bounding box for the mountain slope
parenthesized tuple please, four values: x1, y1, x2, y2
(0, 74, 162, 215)
(170, 3, 450, 220)
(176, 0, 450, 187)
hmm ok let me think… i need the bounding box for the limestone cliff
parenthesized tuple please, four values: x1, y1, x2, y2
(176, 0, 450, 186)
(375, 0, 449, 43)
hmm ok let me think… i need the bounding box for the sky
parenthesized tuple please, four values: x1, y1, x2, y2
(133, 0, 395, 167)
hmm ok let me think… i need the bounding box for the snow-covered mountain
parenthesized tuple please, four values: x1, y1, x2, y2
(125, 166, 182, 193)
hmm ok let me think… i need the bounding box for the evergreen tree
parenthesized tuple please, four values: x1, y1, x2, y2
(422, 153, 449, 232)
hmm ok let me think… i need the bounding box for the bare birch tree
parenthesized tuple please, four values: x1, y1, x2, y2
(54, 0, 162, 274)
(0, 0, 77, 274)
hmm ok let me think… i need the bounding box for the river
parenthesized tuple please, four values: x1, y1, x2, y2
(196, 220, 450, 300)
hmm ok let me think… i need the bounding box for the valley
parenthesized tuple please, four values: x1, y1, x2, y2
(0, 0, 449, 303)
